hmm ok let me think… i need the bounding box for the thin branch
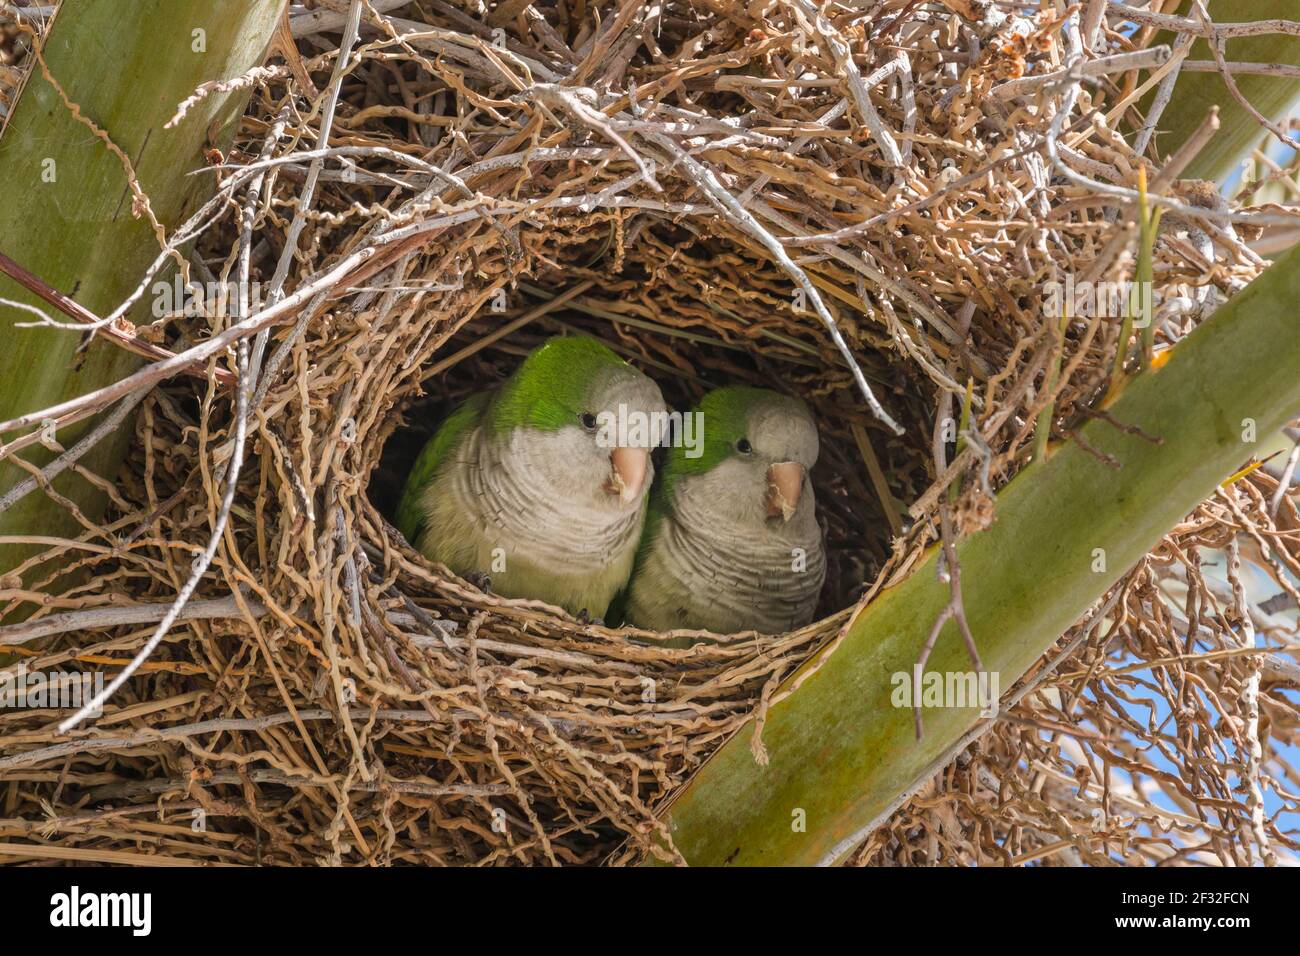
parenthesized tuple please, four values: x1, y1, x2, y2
(0, 250, 234, 385)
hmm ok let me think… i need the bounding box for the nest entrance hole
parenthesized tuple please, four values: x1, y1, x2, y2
(369, 217, 938, 626)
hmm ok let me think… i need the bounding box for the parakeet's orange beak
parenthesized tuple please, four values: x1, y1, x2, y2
(765, 461, 805, 521)
(605, 446, 648, 503)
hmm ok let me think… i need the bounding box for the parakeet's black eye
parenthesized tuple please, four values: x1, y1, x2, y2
(735, 437, 753, 454)
(580, 412, 599, 431)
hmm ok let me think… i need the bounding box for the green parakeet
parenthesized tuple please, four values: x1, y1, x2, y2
(396, 335, 665, 620)
(621, 387, 826, 634)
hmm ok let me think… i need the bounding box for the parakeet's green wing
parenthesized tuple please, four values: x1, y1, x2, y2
(395, 392, 490, 544)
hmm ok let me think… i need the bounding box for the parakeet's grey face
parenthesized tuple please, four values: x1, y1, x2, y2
(696, 394, 820, 529)
(501, 363, 667, 513)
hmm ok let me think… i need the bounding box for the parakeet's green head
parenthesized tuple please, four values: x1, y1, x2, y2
(487, 335, 667, 507)
(663, 386, 819, 525)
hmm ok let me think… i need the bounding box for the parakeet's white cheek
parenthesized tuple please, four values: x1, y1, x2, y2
(676, 456, 818, 533)
(686, 458, 771, 526)
(507, 426, 646, 507)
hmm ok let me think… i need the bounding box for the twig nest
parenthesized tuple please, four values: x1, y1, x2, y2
(1, 1, 1287, 867)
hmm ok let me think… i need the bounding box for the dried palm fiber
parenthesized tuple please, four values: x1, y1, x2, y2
(1, 0, 1298, 867)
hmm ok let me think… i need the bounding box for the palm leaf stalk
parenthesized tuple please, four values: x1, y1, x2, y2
(0, 0, 286, 577)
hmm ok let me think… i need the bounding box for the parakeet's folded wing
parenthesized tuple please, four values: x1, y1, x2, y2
(395, 391, 490, 545)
